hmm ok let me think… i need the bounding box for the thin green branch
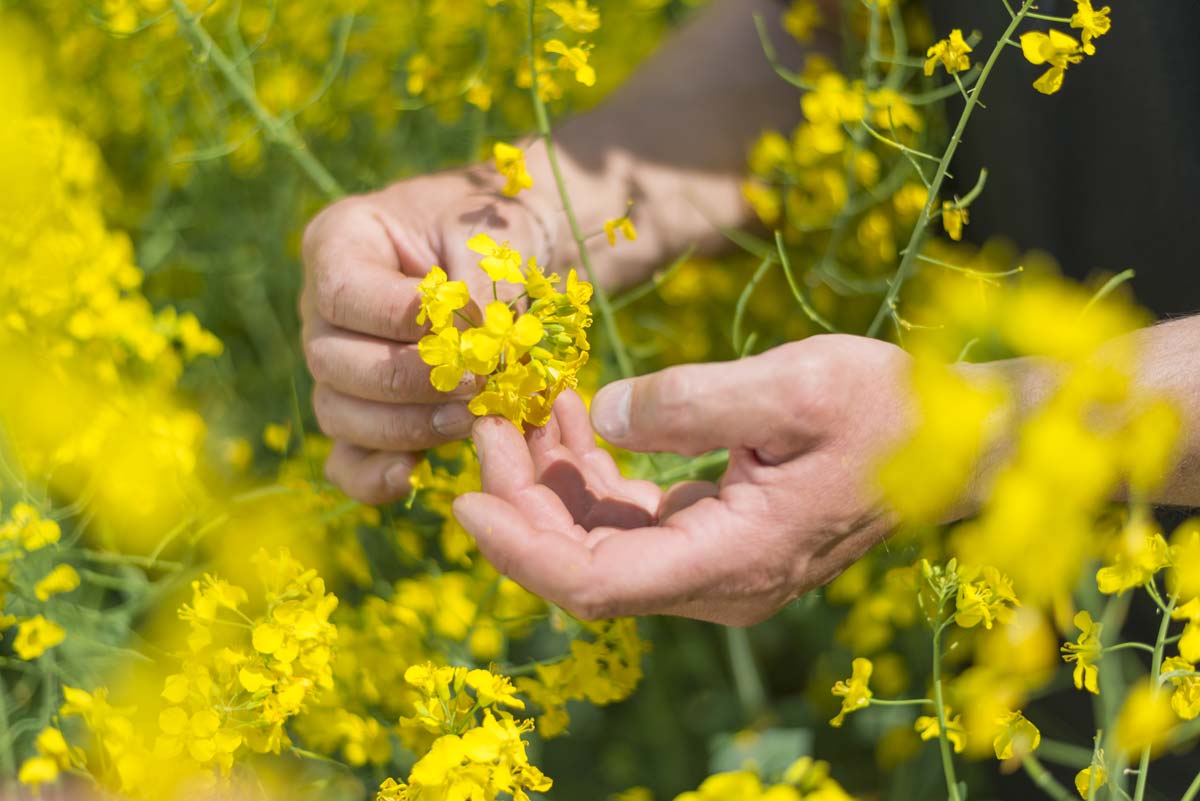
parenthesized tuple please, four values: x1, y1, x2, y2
(527, 1, 633, 378)
(1134, 594, 1176, 801)
(931, 625, 962, 801)
(1023, 754, 1079, 801)
(611, 246, 696, 312)
(732, 255, 775, 353)
(866, 0, 1037, 338)
(170, 0, 346, 200)
(775, 231, 836, 332)
(1082, 269, 1136, 316)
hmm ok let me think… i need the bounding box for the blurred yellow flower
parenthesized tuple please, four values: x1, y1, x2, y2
(34, 564, 80, 601)
(493, 142, 533, 197)
(545, 39, 597, 87)
(992, 710, 1040, 760)
(14, 615, 66, 660)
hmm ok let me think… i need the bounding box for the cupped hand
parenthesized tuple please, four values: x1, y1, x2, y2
(452, 335, 914, 626)
(300, 170, 554, 504)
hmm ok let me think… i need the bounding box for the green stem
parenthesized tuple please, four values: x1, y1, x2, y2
(1133, 594, 1176, 801)
(931, 625, 962, 801)
(1022, 754, 1078, 801)
(866, 0, 1035, 338)
(0, 677, 16, 788)
(170, 0, 346, 200)
(725, 626, 767, 722)
(1103, 642, 1156, 655)
(1181, 769, 1200, 801)
(870, 697, 933, 707)
(526, 2, 633, 379)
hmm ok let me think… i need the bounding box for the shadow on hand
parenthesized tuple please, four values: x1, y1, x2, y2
(540, 459, 655, 531)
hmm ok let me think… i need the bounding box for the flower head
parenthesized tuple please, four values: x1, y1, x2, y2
(1020, 29, 1084, 95)
(545, 39, 596, 87)
(467, 234, 525, 284)
(915, 707, 966, 753)
(1070, 1, 1111, 55)
(993, 710, 1041, 760)
(493, 142, 533, 197)
(1061, 610, 1103, 694)
(417, 265, 471, 330)
(924, 29, 972, 76)
(830, 657, 873, 727)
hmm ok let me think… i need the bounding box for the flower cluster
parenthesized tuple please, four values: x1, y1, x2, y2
(417, 231, 594, 431)
(374, 663, 551, 801)
(1020, 1, 1111, 94)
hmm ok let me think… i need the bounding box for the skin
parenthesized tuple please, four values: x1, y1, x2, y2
(300, 0, 1200, 623)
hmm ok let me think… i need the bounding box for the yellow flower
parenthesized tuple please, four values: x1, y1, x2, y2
(1074, 755, 1108, 799)
(1114, 680, 1176, 757)
(34, 564, 80, 601)
(942, 203, 968, 242)
(829, 657, 873, 727)
(783, 0, 822, 43)
(1061, 610, 1103, 694)
(545, 39, 596, 87)
(419, 326, 468, 392)
(924, 29, 972, 76)
(915, 707, 966, 753)
(263, 422, 291, 453)
(17, 755, 58, 789)
(993, 710, 1041, 760)
(1070, 0, 1111, 55)
(14, 615, 66, 660)
(1167, 521, 1200, 602)
(1020, 29, 1083, 95)
(547, 0, 600, 33)
(416, 265, 471, 330)
(461, 301, 544, 376)
(523, 257, 561, 300)
(1096, 523, 1171, 595)
(1161, 656, 1200, 720)
(468, 362, 548, 430)
(954, 566, 1019, 629)
(0, 503, 61, 550)
(603, 216, 637, 247)
(1173, 599, 1200, 662)
(466, 668, 525, 709)
(466, 233, 525, 283)
(493, 142, 533, 198)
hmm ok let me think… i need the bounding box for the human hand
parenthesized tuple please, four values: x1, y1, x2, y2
(453, 335, 914, 626)
(300, 170, 556, 504)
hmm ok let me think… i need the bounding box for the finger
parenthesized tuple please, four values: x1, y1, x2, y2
(552, 391, 661, 512)
(304, 321, 481, 404)
(309, 264, 429, 342)
(473, 416, 577, 531)
(589, 343, 824, 457)
(313, 384, 475, 450)
(658, 480, 720, 520)
(453, 493, 593, 603)
(324, 441, 421, 505)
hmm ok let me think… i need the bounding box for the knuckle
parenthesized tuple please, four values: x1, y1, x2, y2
(381, 409, 425, 449)
(377, 356, 410, 399)
(564, 583, 618, 621)
(303, 337, 331, 382)
(314, 262, 351, 325)
(311, 387, 338, 435)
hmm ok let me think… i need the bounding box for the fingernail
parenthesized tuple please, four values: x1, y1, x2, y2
(592, 382, 631, 441)
(384, 459, 413, 493)
(432, 402, 476, 438)
(448, 371, 479, 398)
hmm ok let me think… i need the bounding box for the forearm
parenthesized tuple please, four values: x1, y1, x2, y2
(522, 0, 838, 289)
(968, 316, 1200, 510)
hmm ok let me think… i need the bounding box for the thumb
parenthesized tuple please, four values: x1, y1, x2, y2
(590, 346, 820, 458)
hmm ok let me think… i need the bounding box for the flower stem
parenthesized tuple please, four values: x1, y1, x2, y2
(525, 1, 634, 379)
(1133, 594, 1176, 801)
(931, 625, 962, 801)
(866, 0, 1036, 338)
(1182, 769, 1200, 801)
(1022, 754, 1078, 801)
(170, 0, 346, 201)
